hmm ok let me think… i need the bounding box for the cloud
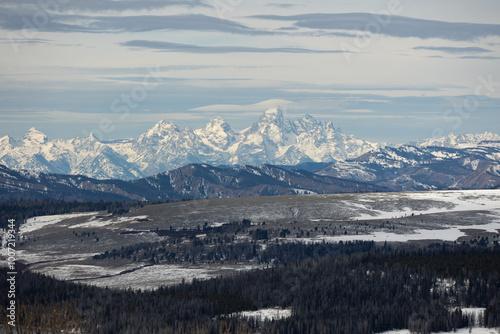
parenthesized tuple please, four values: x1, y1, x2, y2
(0, 10, 261, 35)
(0, 110, 205, 125)
(267, 3, 301, 8)
(341, 109, 375, 113)
(189, 99, 377, 114)
(189, 99, 295, 112)
(459, 55, 500, 60)
(252, 13, 500, 41)
(120, 40, 347, 53)
(413, 46, 492, 54)
(0, 37, 51, 46)
(0, 0, 208, 13)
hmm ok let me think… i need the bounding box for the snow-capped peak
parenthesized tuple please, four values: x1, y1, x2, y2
(259, 107, 284, 124)
(299, 114, 317, 123)
(23, 127, 47, 145)
(264, 107, 282, 116)
(416, 131, 500, 149)
(5, 107, 488, 181)
(141, 120, 179, 139)
(203, 116, 234, 133)
(0, 135, 14, 146)
(195, 116, 236, 150)
(249, 107, 290, 134)
(87, 132, 102, 142)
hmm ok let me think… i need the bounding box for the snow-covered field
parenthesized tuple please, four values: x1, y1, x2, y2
(350, 189, 500, 221)
(9, 250, 99, 264)
(78, 264, 261, 290)
(231, 307, 292, 322)
(306, 220, 500, 243)
(19, 212, 99, 234)
(2, 189, 499, 290)
(71, 215, 149, 229)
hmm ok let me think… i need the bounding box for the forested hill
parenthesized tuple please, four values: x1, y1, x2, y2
(1, 243, 499, 333)
(0, 163, 386, 202)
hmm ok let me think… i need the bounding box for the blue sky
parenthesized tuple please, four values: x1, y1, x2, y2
(0, 0, 499, 144)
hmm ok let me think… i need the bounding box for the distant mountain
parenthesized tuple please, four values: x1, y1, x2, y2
(0, 108, 382, 180)
(414, 132, 500, 149)
(0, 164, 142, 202)
(0, 163, 386, 202)
(318, 144, 500, 191)
(2, 141, 498, 202)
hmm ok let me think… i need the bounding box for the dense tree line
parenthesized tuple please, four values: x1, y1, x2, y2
(93, 239, 376, 266)
(2, 242, 500, 333)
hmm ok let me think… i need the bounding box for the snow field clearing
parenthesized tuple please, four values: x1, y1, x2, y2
(19, 212, 99, 234)
(307, 220, 500, 243)
(7, 250, 99, 264)
(71, 215, 149, 229)
(40, 263, 141, 281)
(230, 307, 292, 321)
(84, 264, 262, 290)
(351, 190, 500, 221)
(6, 189, 499, 291)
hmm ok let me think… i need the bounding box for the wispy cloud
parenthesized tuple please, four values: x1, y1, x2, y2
(341, 109, 375, 113)
(120, 40, 347, 53)
(413, 46, 492, 54)
(459, 55, 500, 60)
(267, 3, 302, 9)
(252, 13, 500, 41)
(0, 0, 209, 13)
(0, 37, 51, 45)
(0, 11, 260, 35)
(189, 99, 295, 112)
(189, 99, 378, 115)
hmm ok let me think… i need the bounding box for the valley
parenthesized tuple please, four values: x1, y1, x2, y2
(3, 189, 499, 290)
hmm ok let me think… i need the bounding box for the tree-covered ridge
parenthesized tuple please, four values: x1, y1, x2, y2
(1, 243, 499, 333)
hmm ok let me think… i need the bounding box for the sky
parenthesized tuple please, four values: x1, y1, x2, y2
(0, 0, 499, 144)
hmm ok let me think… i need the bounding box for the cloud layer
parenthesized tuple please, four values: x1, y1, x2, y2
(121, 40, 345, 53)
(253, 13, 500, 41)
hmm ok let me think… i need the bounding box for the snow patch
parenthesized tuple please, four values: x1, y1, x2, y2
(231, 307, 292, 322)
(20, 212, 99, 234)
(71, 215, 149, 229)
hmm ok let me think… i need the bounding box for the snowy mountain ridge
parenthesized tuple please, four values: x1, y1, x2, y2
(0, 108, 383, 180)
(414, 132, 500, 149)
(0, 107, 498, 181)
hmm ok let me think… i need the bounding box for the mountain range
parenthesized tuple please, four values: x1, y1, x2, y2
(1, 138, 499, 202)
(0, 163, 386, 202)
(0, 107, 499, 201)
(0, 108, 384, 180)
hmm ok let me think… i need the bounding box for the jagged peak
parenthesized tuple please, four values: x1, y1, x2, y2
(251, 107, 285, 130)
(259, 107, 284, 122)
(292, 114, 320, 133)
(201, 116, 234, 133)
(302, 114, 316, 120)
(142, 119, 179, 139)
(0, 135, 13, 144)
(181, 126, 195, 134)
(417, 131, 500, 148)
(23, 127, 47, 144)
(154, 119, 177, 129)
(88, 132, 101, 141)
(263, 107, 282, 116)
(295, 114, 318, 124)
(325, 121, 336, 130)
(208, 116, 227, 124)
